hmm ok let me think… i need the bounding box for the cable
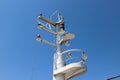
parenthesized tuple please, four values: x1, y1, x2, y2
(107, 75, 120, 80)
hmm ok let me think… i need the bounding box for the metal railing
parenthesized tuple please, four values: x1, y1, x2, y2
(54, 49, 87, 69)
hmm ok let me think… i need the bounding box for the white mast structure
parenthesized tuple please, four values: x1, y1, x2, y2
(36, 11, 87, 80)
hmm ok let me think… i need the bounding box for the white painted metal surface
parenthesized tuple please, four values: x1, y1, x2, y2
(54, 62, 87, 80)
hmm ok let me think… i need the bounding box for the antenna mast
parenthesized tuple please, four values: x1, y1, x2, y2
(36, 11, 87, 80)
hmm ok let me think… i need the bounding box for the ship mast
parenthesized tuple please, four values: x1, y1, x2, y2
(36, 11, 87, 80)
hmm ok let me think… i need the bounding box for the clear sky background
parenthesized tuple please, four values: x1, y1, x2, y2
(0, 0, 120, 80)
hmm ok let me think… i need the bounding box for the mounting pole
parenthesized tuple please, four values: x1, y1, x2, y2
(53, 24, 65, 80)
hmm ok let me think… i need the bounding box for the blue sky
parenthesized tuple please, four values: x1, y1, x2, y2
(0, 0, 120, 80)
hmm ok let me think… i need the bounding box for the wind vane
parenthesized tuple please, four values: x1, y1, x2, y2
(36, 11, 87, 80)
